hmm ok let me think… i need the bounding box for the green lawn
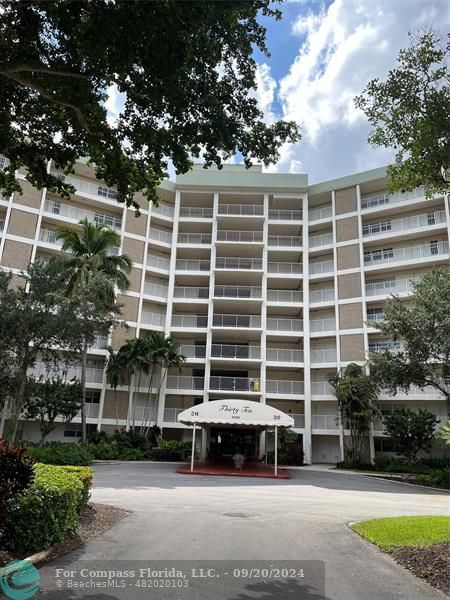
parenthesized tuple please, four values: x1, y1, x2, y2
(351, 516, 450, 551)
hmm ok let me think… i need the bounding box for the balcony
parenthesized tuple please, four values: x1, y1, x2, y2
(143, 282, 168, 299)
(266, 380, 304, 395)
(218, 204, 264, 216)
(310, 288, 335, 303)
(309, 232, 333, 248)
(364, 241, 449, 266)
(312, 415, 338, 430)
(211, 344, 261, 360)
(217, 230, 263, 243)
(311, 348, 337, 363)
(267, 261, 302, 275)
(176, 258, 210, 272)
(147, 254, 170, 271)
(174, 286, 209, 300)
(266, 348, 303, 363)
(309, 206, 332, 221)
(51, 173, 118, 201)
(266, 317, 303, 332)
(214, 285, 262, 299)
(312, 381, 334, 396)
(310, 260, 334, 275)
(163, 407, 185, 422)
(39, 229, 62, 246)
(179, 345, 206, 359)
(291, 413, 305, 428)
(44, 199, 122, 229)
(0, 219, 5, 232)
(141, 311, 166, 328)
(171, 314, 208, 328)
(148, 227, 172, 245)
(362, 210, 447, 237)
(89, 335, 108, 350)
(178, 232, 212, 245)
(268, 235, 302, 247)
(310, 318, 336, 333)
(216, 257, 262, 270)
(133, 406, 156, 423)
(369, 341, 401, 353)
(166, 375, 204, 391)
(212, 314, 261, 328)
(209, 376, 261, 392)
(267, 290, 302, 303)
(77, 402, 100, 419)
(365, 277, 419, 297)
(361, 186, 425, 210)
(152, 203, 174, 219)
(31, 362, 104, 384)
(269, 209, 302, 220)
(180, 206, 213, 219)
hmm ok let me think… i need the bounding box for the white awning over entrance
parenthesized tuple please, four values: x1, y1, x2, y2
(177, 399, 294, 428)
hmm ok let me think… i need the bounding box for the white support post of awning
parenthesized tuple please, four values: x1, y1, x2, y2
(274, 426, 278, 478)
(190, 423, 196, 472)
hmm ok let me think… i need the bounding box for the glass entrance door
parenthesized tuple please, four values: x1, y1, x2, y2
(209, 428, 258, 461)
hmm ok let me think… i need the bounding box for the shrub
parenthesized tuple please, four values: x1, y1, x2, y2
(419, 468, 450, 489)
(86, 430, 110, 445)
(419, 457, 450, 469)
(385, 463, 431, 475)
(119, 448, 144, 461)
(149, 447, 183, 461)
(113, 430, 149, 452)
(26, 442, 93, 466)
(3, 463, 87, 553)
(374, 455, 394, 471)
(0, 439, 35, 518)
(60, 466, 93, 509)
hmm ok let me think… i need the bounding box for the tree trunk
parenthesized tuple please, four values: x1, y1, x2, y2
(9, 357, 29, 443)
(80, 338, 88, 443)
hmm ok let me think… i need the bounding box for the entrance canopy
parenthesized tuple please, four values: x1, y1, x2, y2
(177, 399, 294, 429)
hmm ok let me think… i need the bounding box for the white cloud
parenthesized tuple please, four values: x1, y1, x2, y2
(262, 0, 449, 182)
(104, 83, 126, 127)
(253, 63, 278, 123)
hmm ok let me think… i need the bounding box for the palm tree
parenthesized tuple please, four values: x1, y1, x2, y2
(105, 346, 127, 431)
(56, 218, 132, 442)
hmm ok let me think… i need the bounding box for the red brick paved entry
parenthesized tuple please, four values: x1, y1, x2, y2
(176, 460, 291, 479)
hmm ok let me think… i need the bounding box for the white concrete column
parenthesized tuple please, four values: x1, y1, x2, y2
(302, 192, 312, 464)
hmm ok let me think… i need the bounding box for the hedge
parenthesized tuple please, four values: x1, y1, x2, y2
(3, 463, 93, 554)
(26, 443, 93, 466)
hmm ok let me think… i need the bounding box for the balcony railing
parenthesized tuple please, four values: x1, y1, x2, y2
(179, 345, 206, 359)
(173, 286, 209, 300)
(175, 258, 211, 271)
(362, 210, 447, 237)
(77, 402, 100, 419)
(291, 414, 305, 428)
(216, 257, 262, 270)
(267, 261, 302, 274)
(180, 207, 213, 218)
(152, 203, 174, 218)
(364, 241, 449, 266)
(266, 380, 304, 395)
(39, 229, 62, 245)
(214, 286, 262, 299)
(267, 290, 302, 303)
(269, 209, 302, 220)
(143, 282, 168, 298)
(309, 232, 333, 248)
(366, 311, 385, 323)
(51, 173, 118, 201)
(177, 232, 212, 245)
(176, 258, 210, 271)
(361, 186, 426, 210)
(141, 311, 166, 327)
(211, 344, 261, 360)
(44, 199, 122, 229)
(0, 219, 5, 232)
(365, 277, 419, 296)
(133, 406, 156, 423)
(90, 335, 108, 350)
(369, 341, 401, 353)
(310, 288, 334, 303)
(212, 314, 261, 328)
(309, 206, 332, 221)
(217, 230, 263, 243)
(266, 317, 303, 332)
(218, 204, 264, 216)
(268, 235, 302, 247)
(311, 348, 337, 363)
(31, 363, 104, 384)
(310, 318, 336, 332)
(312, 381, 333, 396)
(171, 314, 208, 328)
(148, 227, 172, 244)
(312, 415, 338, 429)
(310, 260, 334, 275)
(209, 376, 261, 392)
(147, 254, 170, 271)
(163, 407, 185, 422)
(266, 348, 303, 363)
(166, 376, 205, 390)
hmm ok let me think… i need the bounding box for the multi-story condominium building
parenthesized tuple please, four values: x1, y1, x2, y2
(0, 160, 449, 463)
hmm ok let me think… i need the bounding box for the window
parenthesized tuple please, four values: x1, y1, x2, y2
(367, 308, 384, 322)
(427, 212, 436, 226)
(64, 423, 82, 438)
(364, 248, 394, 264)
(363, 220, 392, 236)
(50, 201, 61, 215)
(85, 390, 101, 404)
(374, 438, 396, 452)
(430, 240, 439, 255)
(97, 185, 117, 200)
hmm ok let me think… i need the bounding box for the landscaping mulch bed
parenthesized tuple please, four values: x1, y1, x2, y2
(0, 502, 128, 568)
(390, 542, 450, 596)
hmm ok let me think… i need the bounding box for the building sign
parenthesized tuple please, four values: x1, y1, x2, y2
(177, 399, 294, 428)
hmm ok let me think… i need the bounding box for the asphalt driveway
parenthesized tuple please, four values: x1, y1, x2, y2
(37, 463, 449, 600)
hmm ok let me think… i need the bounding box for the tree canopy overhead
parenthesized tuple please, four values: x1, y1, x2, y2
(0, 0, 300, 210)
(355, 29, 450, 196)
